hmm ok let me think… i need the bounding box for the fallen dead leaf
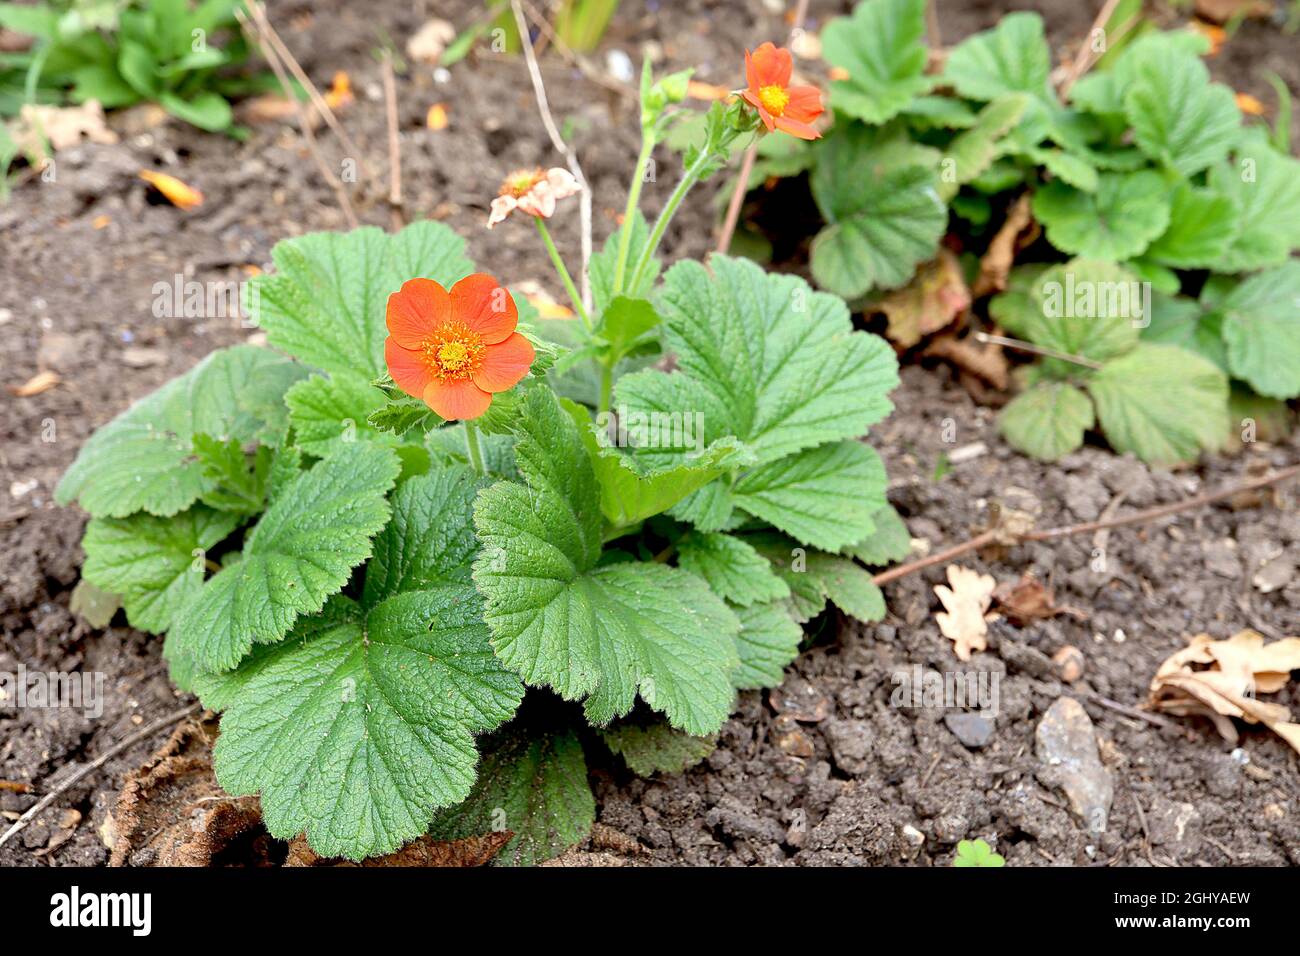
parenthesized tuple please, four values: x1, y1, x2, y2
(1149, 630, 1300, 755)
(877, 248, 971, 348)
(923, 332, 1009, 391)
(11, 100, 118, 156)
(426, 102, 450, 130)
(0, 780, 31, 793)
(1189, 20, 1228, 55)
(324, 71, 353, 111)
(91, 214, 111, 229)
(139, 170, 204, 210)
(284, 831, 512, 867)
(7, 370, 60, 397)
(934, 565, 997, 661)
(517, 281, 574, 320)
(1194, 0, 1272, 24)
(687, 80, 733, 101)
(973, 193, 1035, 297)
(238, 92, 301, 125)
(993, 572, 1060, 626)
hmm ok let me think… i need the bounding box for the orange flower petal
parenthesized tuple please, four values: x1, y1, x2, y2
(750, 42, 792, 89)
(385, 338, 434, 398)
(450, 273, 517, 344)
(774, 115, 821, 140)
(424, 378, 492, 420)
(744, 48, 759, 93)
(741, 89, 777, 131)
(784, 85, 824, 124)
(472, 332, 535, 393)
(387, 278, 452, 348)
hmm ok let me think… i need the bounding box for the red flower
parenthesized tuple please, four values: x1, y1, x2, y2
(384, 274, 535, 420)
(740, 42, 824, 140)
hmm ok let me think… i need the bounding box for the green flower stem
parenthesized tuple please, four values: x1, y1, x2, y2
(535, 217, 590, 330)
(612, 134, 656, 295)
(628, 151, 712, 292)
(463, 419, 486, 475)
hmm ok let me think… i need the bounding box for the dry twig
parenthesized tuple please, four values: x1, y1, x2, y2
(381, 49, 405, 230)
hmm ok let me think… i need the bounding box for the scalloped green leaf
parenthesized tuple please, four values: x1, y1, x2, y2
(942, 12, 1053, 102)
(821, 0, 933, 124)
(249, 220, 473, 380)
(472, 388, 740, 735)
(843, 503, 911, 566)
(286, 372, 399, 458)
(1123, 43, 1239, 176)
(166, 444, 400, 675)
(428, 722, 594, 866)
(1024, 259, 1144, 367)
(81, 506, 241, 634)
(1087, 344, 1228, 466)
(676, 531, 790, 607)
(999, 381, 1095, 461)
(1209, 146, 1300, 271)
(1142, 294, 1227, 369)
(732, 601, 803, 690)
(1219, 262, 1300, 400)
(599, 715, 717, 777)
(55, 346, 306, 518)
(1144, 183, 1239, 269)
(1032, 171, 1170, 261)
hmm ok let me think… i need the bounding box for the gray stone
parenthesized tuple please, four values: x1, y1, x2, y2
(1035, 697, 1113, 835)
(944, 711, 995, 749)
(823, 719, 872, 775)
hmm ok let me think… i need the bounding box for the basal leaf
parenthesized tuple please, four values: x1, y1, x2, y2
(733, 440, 888, 551)
(940, 94, 1028, 198)
(676, 531, 790, 607)
(1024, 259, 1143, 365)
(821, 0, 933, 124)
(732, 601, 803, 690)
(843, 503, 912, 566)
(1087, 344, 1228, 466)
(599, 715, 717, 776)
(56, 345, 305, 518)
(82, 506, 241, 634)
(1142, 294, 1227, 369)
(198, 586, 524, 861)
(590, 211, 660, 315)
(808, 552, 886, 624)
(250, 220, 473, 380)
(1032, 171, 1170, 261)
(428, 722, 594, 866)
(942, 12, 1053, 102)
(472, 388, 740, 735)
(167, 444, 400, 674)
(1209, 146, 1300, 271)
(1144, 183, 1239, 269)
(999, 381, 1095, 461)
(286, 372, 399, 458)
(1219, 262, 1300, 399)
(1123, 43, 1239, 176)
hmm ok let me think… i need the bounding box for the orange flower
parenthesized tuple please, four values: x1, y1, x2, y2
(740, 42, 823, 140)
(486, 166, 581, 228)
(384, 274, 535, 420)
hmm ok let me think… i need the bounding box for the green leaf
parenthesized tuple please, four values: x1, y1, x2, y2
(596, 295, 659, 363)
(250, 221, 473, 380)
(1142, 294, 1227, 369)
(821, 0, 933, 125)
(988, 264, 1050, 338)
(566, 402, 745, 531)
(367, 394, 441, 438)
(810, 131, 947, 298)
(1219, 262, 1300, 399)
(472, 388, 740, 735)
(158, 90, 232, 132)
(117, 39, 159, 97)
(600, 714, 717, 776)
(940, 95, 1028, 199)
(1032, 171, 1170, 261)
(428, 722, 593, 866)
(82, 506, 240, 633)
(198, 586, 524, 861)
(1144, 183, 1239, 269)
(55, 346, 305, 518)
(286, 372, 396, 458)
(619, 256, 899, 485)
(999, 381, 1095, 461)
(809, 552, 886, 623)
(943, 12, 1053, 102)
(1209, 147, 1300, 272)
(732, 601, 803, 690)
(676, 531, 790, 607)
(1123, 43, 1239, 176)
(192, 433, 269, 515)
(70, 63, 138, 108)
(903, 95, 978, 130)
(1025, 145, 1099, 192)
(1087, 344, 1228, 466)
(733, 441, 888, 551)
(1024, 259, 1143, 365)
(167, 444, 400, 674)
(843, 503, 911, 566)
(69, 579, 121, 629)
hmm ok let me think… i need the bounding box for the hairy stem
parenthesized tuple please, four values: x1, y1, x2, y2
(463, 419, 486, 475)
(613, 135, 656, 295)
(535, 217, 590, 329)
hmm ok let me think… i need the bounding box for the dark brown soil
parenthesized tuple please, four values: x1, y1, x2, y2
(2, 0, 1297, 867)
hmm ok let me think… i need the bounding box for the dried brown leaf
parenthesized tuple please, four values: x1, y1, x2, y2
(973, 193, 1034, 297)
(934, 565, 997, 661)
(7, 370, 60, 397)
(877, 249, 971, 348)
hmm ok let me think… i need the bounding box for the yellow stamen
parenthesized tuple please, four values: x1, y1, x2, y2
(437, 341, 472, 371)
(423, 323, 485, 380)
(501, 168, 545, 198)
(758, 84, 789, 116)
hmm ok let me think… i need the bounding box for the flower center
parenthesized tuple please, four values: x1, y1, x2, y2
(423, 323, 484, 381)
(501, 168, 545, 198)
(758, 84, 789, 116)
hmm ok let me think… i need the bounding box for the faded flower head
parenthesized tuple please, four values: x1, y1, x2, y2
(486, 166, 581, 228)
(384, 274, 535, 420)
(740, 42, 823, 140)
